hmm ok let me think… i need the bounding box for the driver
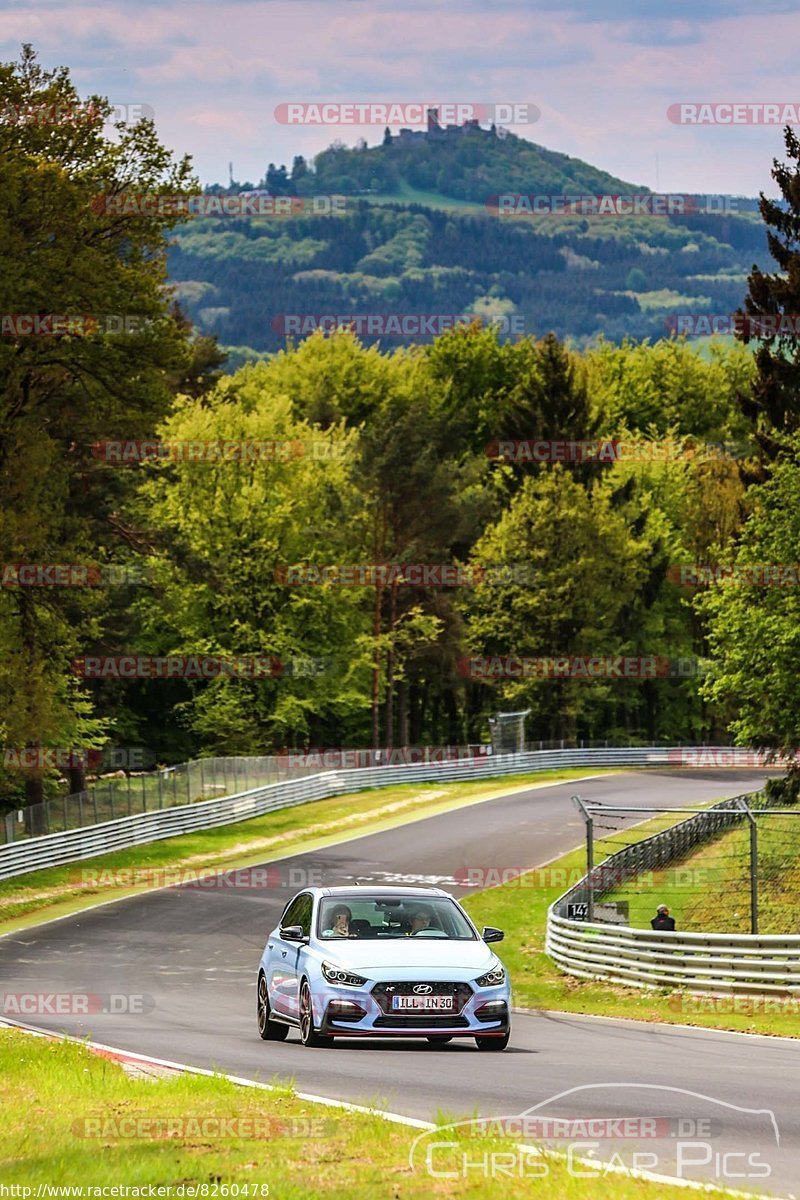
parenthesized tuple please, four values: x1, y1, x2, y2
(408, 908, 432, 935)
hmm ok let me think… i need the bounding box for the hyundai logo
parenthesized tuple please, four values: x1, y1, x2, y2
(413, 984, 433, 994)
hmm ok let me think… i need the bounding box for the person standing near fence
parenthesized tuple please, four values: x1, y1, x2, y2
(651, 904, 676, 931)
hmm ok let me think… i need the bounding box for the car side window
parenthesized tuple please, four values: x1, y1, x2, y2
(281, 893, 309, 930)
(294, 893, 314, 937)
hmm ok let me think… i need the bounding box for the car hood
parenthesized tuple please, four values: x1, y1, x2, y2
(315, 938, 500, 973)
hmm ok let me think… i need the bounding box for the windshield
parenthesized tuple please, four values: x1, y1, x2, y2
(316, 895, 477, 941)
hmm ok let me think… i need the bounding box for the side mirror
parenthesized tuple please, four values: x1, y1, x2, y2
(281, 925, 308, 942)
(482, 926, 504, 944)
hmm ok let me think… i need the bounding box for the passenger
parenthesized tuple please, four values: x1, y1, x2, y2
(322, 904, 352, 938)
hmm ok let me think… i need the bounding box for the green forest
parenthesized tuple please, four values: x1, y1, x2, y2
(3, 49, 800, 817)
(173, 119, 770, 355)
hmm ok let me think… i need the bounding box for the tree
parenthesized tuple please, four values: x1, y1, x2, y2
(290, 154, 308, 184)
(462, 469, 660, 741)
(132, 383, 369, 752)
(266, 162, 289, 194)
(699, 445, 800, 754)
(0, 46, 195, 813)
(736, 127, 800, 455)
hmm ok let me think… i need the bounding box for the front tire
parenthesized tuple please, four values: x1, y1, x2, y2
(257, 972, 288, 1041)
(475, 1031, 510, 1051)
(299, 978, 333, 1048)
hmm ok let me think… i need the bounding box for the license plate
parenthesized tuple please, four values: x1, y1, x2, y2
(391, 994, 453, 1011)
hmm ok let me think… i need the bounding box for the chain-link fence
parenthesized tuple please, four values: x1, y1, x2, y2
(0, 745, 489, 845)
(0, 756, 319, 844)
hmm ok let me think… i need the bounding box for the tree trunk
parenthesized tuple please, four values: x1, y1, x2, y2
(384, 584, 397, 750)
(24, 775, 47, 835)
(409, 682, 423, 744)
(371, 581, 383, 749)
(397, 679, 409, 748)
(67, 764, 86, 795)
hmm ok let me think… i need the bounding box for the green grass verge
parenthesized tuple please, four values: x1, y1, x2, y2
(601, 808, 800, 935)
(0, 1027, 722, 1196)
(0, 770, 611, 934)
(462, 803, 800, 1039)
(362, 180, 485, 212)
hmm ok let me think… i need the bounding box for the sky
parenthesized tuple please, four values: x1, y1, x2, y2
(4, 0, 800, 194)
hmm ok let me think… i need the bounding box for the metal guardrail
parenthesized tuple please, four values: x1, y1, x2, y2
(546, 792, 800, 994)
(0, 744, 756, 882)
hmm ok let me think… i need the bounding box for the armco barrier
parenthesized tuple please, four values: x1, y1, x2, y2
(0, 745, 774, 882)
(546, 791, 800, 995)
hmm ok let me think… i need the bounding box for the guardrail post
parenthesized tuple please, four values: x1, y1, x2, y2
(741, 798, 759, 935)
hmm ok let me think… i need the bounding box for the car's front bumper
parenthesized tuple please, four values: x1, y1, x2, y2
(313, 978, 511, 1038)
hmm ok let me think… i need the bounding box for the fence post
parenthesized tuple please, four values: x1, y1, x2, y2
(573, 796, 594, 921)
(742, 799, 759, 935)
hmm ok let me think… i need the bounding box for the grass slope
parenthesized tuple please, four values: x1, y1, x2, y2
(0, 1028, 725, 1196)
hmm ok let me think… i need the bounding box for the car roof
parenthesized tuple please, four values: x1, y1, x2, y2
(316, 884, 449, 898)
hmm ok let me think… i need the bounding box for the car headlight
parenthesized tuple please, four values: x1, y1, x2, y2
(475, 965, 506, 987)
(321, 961, 368, 987)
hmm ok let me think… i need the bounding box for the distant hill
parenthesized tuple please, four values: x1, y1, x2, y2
(169, 126, 770, 358)
(302, 116, 647, 204)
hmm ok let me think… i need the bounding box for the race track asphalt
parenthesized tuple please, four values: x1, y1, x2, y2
(1, 768, 796, 1195)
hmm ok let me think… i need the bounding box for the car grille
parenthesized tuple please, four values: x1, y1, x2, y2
(371, 980, 473, 1016)
(373, 1014, 470, 1029)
